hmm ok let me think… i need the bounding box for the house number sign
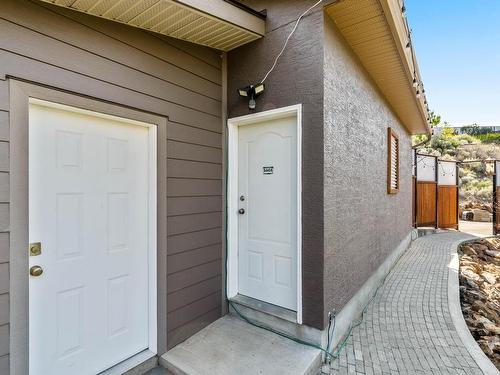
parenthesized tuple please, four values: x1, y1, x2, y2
(263, 166, 274, 175)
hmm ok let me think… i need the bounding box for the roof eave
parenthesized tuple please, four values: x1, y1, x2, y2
(38, 0, 266, 51)
(326, 0, 431, 135)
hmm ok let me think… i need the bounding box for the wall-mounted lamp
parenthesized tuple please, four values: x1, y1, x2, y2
(238, 83, 265, 110)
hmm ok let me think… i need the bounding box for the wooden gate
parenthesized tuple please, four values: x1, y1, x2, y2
(416, 154, 438, 227)
(415, 153, 458, 229)
(437, 160, 459, 229)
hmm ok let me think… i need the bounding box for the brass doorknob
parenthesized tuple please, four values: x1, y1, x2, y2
(30, 266, 43, 277)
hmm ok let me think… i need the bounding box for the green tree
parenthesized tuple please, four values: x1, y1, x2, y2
(412, 110, 441, 146)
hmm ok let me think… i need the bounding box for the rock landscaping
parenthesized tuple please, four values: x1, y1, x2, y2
(458, 238, 500, 369)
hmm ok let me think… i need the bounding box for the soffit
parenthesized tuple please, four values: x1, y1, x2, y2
(326, 0, 430, 135)
(39, 0, 265, 51)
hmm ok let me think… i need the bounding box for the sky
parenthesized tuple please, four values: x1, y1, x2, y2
(405, 0, 500, 126)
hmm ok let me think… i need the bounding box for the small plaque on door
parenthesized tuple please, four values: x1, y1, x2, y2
(263, 166, 274, 175)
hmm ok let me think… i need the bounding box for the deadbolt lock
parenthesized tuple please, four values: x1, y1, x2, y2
(30, 265, 43, 277)
(29, 242, 41, 257)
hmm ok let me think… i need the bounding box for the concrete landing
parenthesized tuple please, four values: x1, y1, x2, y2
(160, 315, 321, 375)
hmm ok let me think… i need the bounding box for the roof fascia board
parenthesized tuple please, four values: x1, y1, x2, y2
(174, 0, 266, 36)
(378, 0, 430, 134)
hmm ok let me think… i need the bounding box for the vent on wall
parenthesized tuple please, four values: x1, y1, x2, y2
(38, 0, 263, 51)
(388, 127, 400, 194)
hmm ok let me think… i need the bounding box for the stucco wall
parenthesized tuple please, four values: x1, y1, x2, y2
(323, 15, 413, 318)
(228, 0, 325, 329)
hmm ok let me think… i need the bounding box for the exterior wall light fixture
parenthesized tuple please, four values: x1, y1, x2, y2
(238, 83, 265, 109)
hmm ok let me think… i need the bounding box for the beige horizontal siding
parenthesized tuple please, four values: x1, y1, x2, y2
(167, 307, 221, 350)
(0, 353, 7, 373)
(0, 82, 8, 111)
(167, 260, 221, 293)
(0, 325, 8, 357)
(166, 141, 222, 164)
(0, 75, 7, 367)
(0, 112, 8, 142)
(0, 20, 221, 116)
(167, 244, 221, 275)
(167, 196, 222, 216)
(46, 3, 222, 83)
(0, 0, 224, 358)
(0, 0, 222, 91)
(0, 294, 8, 326)
(167, 275, 222, 312)
(167, 179, 222, 197)
(0, 49, 220, 132)
(166, 123, 222, 148)
(0, 205, 8, 232)
(0, 233, 7, 264)
(0, 264, 8, 295)
(167, 212, 222, 236)
(167, 228, 222, 256)
(0, 174, 9, 203)
(167, 292, 221, 332)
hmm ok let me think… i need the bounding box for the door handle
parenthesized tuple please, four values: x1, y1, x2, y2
(30, 265, 43, 277)
(238, 208, 245, 214)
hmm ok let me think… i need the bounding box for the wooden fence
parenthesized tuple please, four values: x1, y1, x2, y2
(414, 152, 458, 229)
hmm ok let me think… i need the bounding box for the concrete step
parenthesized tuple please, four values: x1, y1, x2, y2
(229, 295, 324, 347)
(160, 315, 321, 375)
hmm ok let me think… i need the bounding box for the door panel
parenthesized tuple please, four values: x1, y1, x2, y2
(237, 116, 297, 310)
(29, 103, 151, 375)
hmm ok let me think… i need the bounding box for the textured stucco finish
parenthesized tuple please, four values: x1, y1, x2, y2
(323, 15, 413, 318)
(227, 0, 325, 328)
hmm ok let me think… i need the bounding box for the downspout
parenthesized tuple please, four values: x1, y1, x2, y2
(412, 133, 430, 150)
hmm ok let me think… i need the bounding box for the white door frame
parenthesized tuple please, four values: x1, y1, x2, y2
(9, 80, 168, 375)
(226, 104, 302, 324)
(28, 98, 158, 358)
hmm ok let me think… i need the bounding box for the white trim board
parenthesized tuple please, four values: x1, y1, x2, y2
(226, 104, 303, 324)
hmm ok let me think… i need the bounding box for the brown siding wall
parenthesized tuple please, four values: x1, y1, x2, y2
(0, 0, 224, 363)
(227, 0, 325, 328)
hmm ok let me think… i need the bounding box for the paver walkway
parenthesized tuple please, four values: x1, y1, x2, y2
(330, 232, 487, 375)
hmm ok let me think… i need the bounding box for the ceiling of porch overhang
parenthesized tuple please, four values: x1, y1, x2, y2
(326, 0, 430, 135)
(38, 0, 265, 51)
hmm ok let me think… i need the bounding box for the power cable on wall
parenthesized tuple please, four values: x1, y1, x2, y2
(259, 0, 323, 84)
(226, 0, 411, 368)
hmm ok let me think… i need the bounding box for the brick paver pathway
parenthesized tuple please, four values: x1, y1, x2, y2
(330, 232, 485, 375)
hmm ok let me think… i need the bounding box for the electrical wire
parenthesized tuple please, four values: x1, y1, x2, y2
(259, 0, 323, 84)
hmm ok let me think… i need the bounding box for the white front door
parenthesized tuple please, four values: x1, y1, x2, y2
(29, 102, 154, 375)
(237, 115, 298, 310)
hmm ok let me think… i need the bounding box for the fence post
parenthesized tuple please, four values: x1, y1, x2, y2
(435, 156, 439, 229)
(456, 162, 459, 230)
(414, 149, 418, 228)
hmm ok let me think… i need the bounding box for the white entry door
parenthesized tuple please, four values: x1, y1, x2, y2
(29, 101, 154, 375)
(238, 115, 298, 310)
